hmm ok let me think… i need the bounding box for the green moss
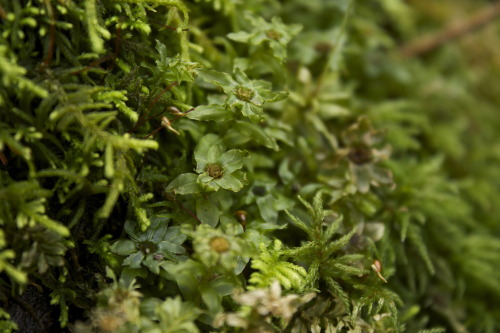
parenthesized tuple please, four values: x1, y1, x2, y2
(1, 0, 500, 332)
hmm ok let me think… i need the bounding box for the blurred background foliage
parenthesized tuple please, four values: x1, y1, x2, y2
(344, 1, 500, 331)
(1, 0, 500, 332)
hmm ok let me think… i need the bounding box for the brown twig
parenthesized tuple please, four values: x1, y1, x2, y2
(143, 124, 163, 139)
(107, 21, 122, 72)
(0, 151, 7, 166)
(70, 53, 116, 75)
(170, 107, 195, 123)
(149, 18, 189, 32)
(164, 193, 201, 223)
(127, 82, 179, 134)
(147, 83, 179, 112)
(400, 1, 500, 58)
(176, 199, 201, 223)
(134, 106, 193, 185)
(114, 22, 122, 59)
(42, 0, 55, 67)
(142, 107, 195, 139)
(0, 5, 7, 20)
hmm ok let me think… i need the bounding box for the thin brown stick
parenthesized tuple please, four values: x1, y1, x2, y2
(170, 107, 195, 123)
(127, 82, 178, 134)
(164, 193, 201, 223)
(0, 151, 7, 166)
(70, 53, 116, 75)
(143, 126, 163, 139)
(400, 1, 500, 58)
(107, 21, 122, 72)
(42, 0, 55, 67)
(176, 199, 201, 223)
(147, 82, 178, 111)
(114, 22, 122, 59)
(0, 5, 6, 20)
(149, 18, 189, 31)
(142, 107, 194, 138)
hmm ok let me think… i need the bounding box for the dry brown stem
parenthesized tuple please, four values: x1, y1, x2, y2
(400, 1, 500, 58)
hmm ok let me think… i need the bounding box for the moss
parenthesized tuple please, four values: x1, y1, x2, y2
(1, 0, 500, 332)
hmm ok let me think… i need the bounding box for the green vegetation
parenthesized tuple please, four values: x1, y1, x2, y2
(1, 0, 500, 332)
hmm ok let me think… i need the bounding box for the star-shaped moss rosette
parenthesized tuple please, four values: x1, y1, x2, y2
(194, 134, 248, 192)
(227, 13, 302, 62)
(197, 68, 287, 122)
(340, 117, 394, 193)
(110, 216, 187, 275)
(191, 224, 250, 273)
(166, 135, 248, 194)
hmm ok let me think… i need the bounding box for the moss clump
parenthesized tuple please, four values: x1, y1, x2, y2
(1, 0, 500, 332)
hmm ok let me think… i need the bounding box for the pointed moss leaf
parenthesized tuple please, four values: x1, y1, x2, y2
(241, 102, 264, 122)
(198, 173, 217, 186)
(234, 256, 249, 275)
(257, 196, 278, 223)
(196, 197, 220, 227)
(220, 149, 247, 173)
(320, 103, 350, 119)
(200, 284, 222, 315)
(123, 251, 145, 269)
(408, 224, 435, 275)
(6, 265, 28, 284)
(147, 216, 171, 242)
(312, 191, 325, 218)
(278, 158, 294, 185)
(186, 104, 233, 121)
(164, 226, 187, 244)
(159, 241, 186, 254)
(195, 134, 222, 171)
(324, 215, 343, 242)
(215, 173, 245, 192)
(124, 219, 140, 240)
(198, 68, 235, 88)
(104, 143, 114, 178)
(194, 175, 215, 191)
(331, 262, 363, 277)
(110, 240, 137, 256)
(263, 90, 289, 103)
(0, 250, 27, 283)
(325, 228, 357, 256)
(233, 67, 250, 85)
(161, 261, 205, 300)
(351, 165, 371, 193)
(166, 173, 201, 195)
(234, 121, 279, 151)
(326, 277, 351, 313)
(143, 255, 160, 274)
(207, 145, 224, 165)
(211, 191, 234, 212)
(47, 220, 71, 237)
(399, 213, 410, 241)
(212, 276, 238, 296)
(156, 40, 169, 67)
(285, 209, 311, 236)
(298, 194, 315, 218)
(227, 31, 251, 43)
